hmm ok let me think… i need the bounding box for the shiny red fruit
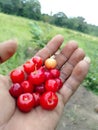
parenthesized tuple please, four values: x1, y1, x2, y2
(34, 84, 45, 94)
(55, 78, 63, 90)
(32, 92, 40, 107)
(44, 70, 53, 80)
(50, 68, 60, 78)
(10, 69, 25, 83)
(21, 80, 34, 93)
(17, 93, 35, 112)
(45, 79, 59, 92)
(23, 61, 35, 74)
(32, 56, 43, 69)
(9, 83, 23, 98)
(40, 91, 58, 110)
(28, 69, 45, 85)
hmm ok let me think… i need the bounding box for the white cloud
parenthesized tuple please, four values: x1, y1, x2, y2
(39, 0, 98, 25)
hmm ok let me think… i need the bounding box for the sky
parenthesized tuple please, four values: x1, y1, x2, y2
(38, 0, 98, 26)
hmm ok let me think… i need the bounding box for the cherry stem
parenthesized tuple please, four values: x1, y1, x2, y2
(33, 65, 37, 74)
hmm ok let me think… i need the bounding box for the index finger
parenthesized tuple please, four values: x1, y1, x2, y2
(35, 34, 64, 61)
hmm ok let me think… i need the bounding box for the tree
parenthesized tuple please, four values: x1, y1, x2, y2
(11, 0, 23, 15)
(41, 13, 52, 23)
(22, 0, 41, 20)
(0, 0, 41, 20)
(66, 16, 88, 33)
(76, 17, 88, 32)
(53, 12, 68, 26)
(0, 0, 13, 14)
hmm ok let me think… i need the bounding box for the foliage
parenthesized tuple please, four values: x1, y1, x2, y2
(22, 0, 41, 20)
(66, 17, 88, 33)
(0, 1, 98, 37)
(84, 71, 98, 95)
(41, 12, 98, 37)
(1, 0, 98, 37)
(29, 22, 54, 48)
(52, 12, 68, 27)
(83, 47, 98, 95)
(0, 0, 41, 20)
(41, 13, 52, 23)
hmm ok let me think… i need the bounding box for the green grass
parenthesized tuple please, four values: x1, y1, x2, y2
(0, 13, 32, 43)
(0, 13, 98, 94)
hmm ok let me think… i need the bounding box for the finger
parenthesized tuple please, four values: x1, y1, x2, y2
(55, 40, 78, 69)
(0, 40, 17, 63)
(35, 34, 64, 61)
(59, 57, 90, 104)
(60, 48, 85, 81)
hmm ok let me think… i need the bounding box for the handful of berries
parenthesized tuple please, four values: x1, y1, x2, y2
(9, 56, 63, 112)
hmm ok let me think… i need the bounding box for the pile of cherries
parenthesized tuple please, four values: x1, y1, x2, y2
(9, 56, 63, 112)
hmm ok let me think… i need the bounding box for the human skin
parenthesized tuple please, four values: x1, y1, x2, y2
(0, 35, 90, 130)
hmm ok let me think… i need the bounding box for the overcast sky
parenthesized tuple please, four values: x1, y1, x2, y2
(39, 0, 98, 26)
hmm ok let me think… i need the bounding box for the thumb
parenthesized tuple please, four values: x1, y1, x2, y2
(0, 40, 17, 63)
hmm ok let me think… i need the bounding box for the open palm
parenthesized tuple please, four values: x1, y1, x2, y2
(0, 35, 90, 130)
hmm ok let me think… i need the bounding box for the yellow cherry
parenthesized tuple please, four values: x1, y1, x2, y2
(45, 58, 57, 69)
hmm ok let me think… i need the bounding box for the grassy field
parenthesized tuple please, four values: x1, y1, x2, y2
(0, 13, 98, 94)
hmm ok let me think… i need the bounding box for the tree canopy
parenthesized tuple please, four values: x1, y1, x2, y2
(0, 0, 98, 36)
(0, 0, 41, 20)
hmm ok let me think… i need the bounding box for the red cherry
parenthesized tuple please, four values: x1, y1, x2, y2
(21, 80, 34, 93)
(39, 66, 46, 71)
(55, 78, 63, 90)
(9, 83, 23, 98)
(10, 69, 25, 83)
(32, 92, 40, 107)
(44, 70, 53, 80)
(40, 91, 58, 110)
(17, 93, 35, 112)
(45, 79, 59, 92)
(50, 68, 60, 78)
(23, 61, 35, 74)
(32, 56, 43, 69)
(34, 84, 45, 94)
(28, 69, 45, 85)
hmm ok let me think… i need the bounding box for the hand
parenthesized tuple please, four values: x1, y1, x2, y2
(0, 35, 90, 130)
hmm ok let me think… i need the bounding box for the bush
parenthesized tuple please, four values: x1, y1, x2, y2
(83, 71, 98, 95)
(29, 22, 54, 49)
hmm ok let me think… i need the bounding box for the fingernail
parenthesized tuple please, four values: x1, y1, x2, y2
(84, 56, 91, 63)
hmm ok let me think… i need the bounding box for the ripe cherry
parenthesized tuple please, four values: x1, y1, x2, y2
(32, 56, 43, 69)
(44, 70, 53, 80)
(28, 69, 45, 85)
(9, 83, 23, 98)
(17, 93, 35, 112)
(40, 91, 58, 110)
(45, 58, 57, 69)
(21, 80, 34, 93)
(55, 78, 63, 90)
(50, 68, 60, 78)
(23, 61, 35, 74)
(34, 84, 45, 94)
(10, 69, 25, 83)
(32, 92, 40, 107)
(45, 79, 59, 92)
